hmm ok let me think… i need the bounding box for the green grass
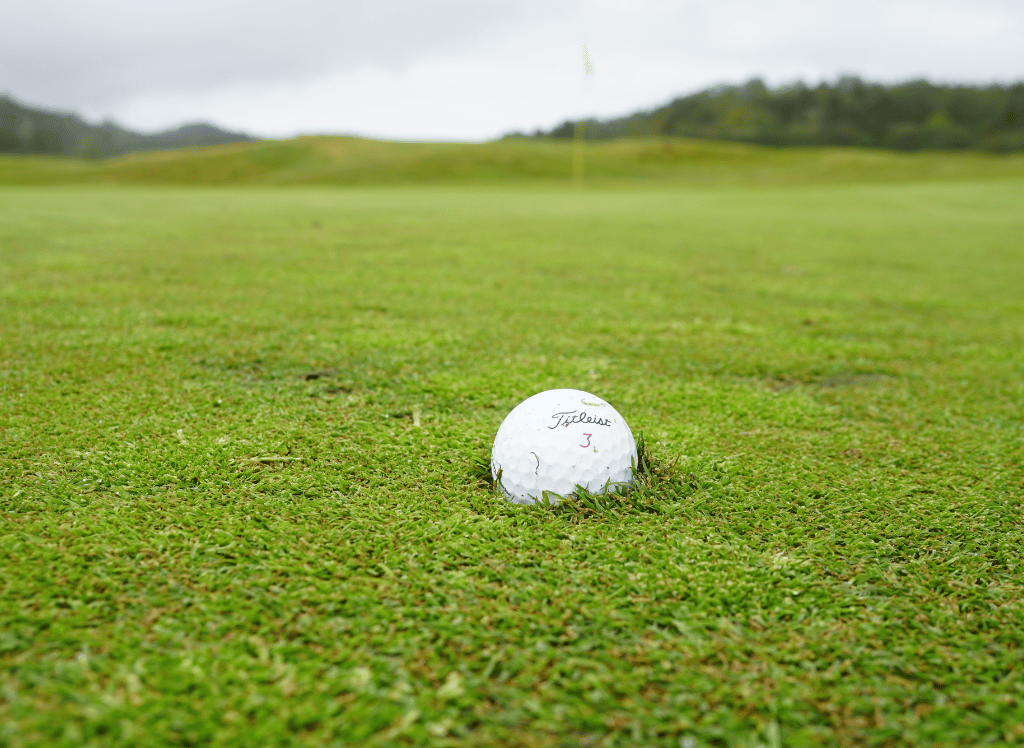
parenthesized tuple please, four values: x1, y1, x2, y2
(2, 135, 1024, 187)
(1, 154, 1024, 747)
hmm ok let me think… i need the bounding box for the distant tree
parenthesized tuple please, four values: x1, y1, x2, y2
(0, 109, 20, 151)
(534, 77, 1024, 152)
(0, 95, 252, 158)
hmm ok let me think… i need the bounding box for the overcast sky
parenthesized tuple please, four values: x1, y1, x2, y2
(4, 0, 1024, 140)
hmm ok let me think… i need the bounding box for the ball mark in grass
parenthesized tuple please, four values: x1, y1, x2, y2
(303, 369, 337, 381)
(817, 373, 887, 389)
(767, 372, 887, 392)
(384, 411, 423, 427)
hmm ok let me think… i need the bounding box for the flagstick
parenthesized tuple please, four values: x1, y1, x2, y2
(573, 43, 593, 188)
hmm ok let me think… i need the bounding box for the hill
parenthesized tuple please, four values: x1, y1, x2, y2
(1, 135, 1023, 187)
(0, 94, 253, 158)
(536, 77, 1024, 153)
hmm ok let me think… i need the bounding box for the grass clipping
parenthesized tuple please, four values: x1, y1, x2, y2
(475, 432, 687, 519)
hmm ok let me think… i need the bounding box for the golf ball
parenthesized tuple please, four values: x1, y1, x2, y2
(490, 388, 637, 504)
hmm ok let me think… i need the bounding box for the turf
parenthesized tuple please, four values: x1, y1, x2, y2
(1, 165, 1023, 747)
(1, 135, 1024, 187)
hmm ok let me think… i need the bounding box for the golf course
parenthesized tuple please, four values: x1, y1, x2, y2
(2, 137, 1023, 746)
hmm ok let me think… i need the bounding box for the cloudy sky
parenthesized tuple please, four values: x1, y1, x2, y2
(4, 0, 1024, 140)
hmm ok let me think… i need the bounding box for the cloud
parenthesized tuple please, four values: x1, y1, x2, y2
(3, 0, 574, 109)
(3, 0, 1022, 139)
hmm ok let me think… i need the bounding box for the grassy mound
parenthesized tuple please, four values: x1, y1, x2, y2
(2, 134, 1024, 186)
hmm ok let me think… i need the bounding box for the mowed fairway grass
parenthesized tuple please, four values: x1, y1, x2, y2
(2, 141, 1024, 747)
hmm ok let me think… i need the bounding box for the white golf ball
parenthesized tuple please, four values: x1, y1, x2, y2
(490, 388, 637, 504)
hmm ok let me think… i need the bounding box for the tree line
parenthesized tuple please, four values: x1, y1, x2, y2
(534, 77, 1024, 152)
(0, 95, 252, 158)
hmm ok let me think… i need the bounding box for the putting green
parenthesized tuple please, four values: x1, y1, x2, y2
(2, 172, 1023, 745)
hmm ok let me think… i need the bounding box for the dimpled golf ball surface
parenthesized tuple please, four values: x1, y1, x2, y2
(491, 389, 637, 504)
